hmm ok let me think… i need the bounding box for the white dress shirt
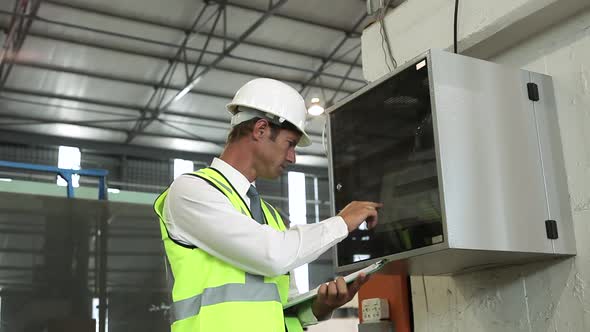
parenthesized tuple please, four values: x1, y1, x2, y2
(163, 158, 349, 324)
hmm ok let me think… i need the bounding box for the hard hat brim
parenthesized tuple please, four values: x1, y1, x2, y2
(227, 101, 312, 147)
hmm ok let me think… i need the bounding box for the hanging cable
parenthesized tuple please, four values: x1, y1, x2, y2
(379, 22, 392, 72)
(454, 0, 459, 53)
(379, 0, 397, 70)
(322, 119, 329, 157)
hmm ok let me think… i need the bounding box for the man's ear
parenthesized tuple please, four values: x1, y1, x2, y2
(252, 119, 269, 141)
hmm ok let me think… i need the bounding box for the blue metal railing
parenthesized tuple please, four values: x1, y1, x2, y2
(0, 160, 109, 200)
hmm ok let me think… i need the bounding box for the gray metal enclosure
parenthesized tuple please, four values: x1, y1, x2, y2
(0, 192, 168, 331)
(329, 50, 575, 275)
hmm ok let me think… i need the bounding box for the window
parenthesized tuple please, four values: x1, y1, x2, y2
(57, 146, 81, 187)
(173, 159, 194, 179)
(92, 297, 108, 331)
(288, 171, 309, 292)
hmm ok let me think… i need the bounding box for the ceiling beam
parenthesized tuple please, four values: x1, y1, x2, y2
(0, 26, 359, 92)
(0, 129, 329, 169)
(126, 3, 222, 144)
(328, 49, 363, 105)
(0, 128, 216, 161)
(0, 0, 43, 92)
(0, 87, 324, 137)
(299, 13, 368, 95)
(207, 0, 363, 37)
(1, 86, 233, 124)
(45, 0, 362, 45)
(0, 112, 227, 146)
(36, 1, 363, 71)
(9, 60, 235, 100)
(0, 92, 232, 131)
(126, 0, 290, 143)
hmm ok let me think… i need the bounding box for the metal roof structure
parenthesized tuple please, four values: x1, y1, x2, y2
(0, 0, 372, 167)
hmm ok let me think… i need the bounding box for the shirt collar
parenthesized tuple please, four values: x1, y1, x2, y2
(210, 157, 254, 199)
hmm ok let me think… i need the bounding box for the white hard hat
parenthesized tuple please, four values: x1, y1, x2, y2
(226, 78, 312, 147)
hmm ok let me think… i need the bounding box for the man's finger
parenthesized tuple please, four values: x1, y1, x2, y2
(317, 283, 328, 302)
(348, 273, 369, 295)
(327, 281, 338, 301)
(335, 277, 348, 301)
(358, 201, 383, 208)
(348, 277, 362, 294)
(366, 219, 378, 229)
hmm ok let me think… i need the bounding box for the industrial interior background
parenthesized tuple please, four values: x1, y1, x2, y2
(0, 0, 373, 330)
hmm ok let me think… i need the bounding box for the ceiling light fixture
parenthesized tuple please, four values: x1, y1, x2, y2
(307, 97, 325, 116)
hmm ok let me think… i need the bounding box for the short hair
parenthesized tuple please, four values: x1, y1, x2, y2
(226, 117, 301, 144)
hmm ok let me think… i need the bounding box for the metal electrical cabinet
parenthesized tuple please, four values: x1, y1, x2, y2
(328, 49, 575, 275)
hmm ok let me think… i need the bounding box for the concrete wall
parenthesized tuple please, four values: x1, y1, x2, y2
(362, 0, 590, 330)
(362, 0, 590, 81)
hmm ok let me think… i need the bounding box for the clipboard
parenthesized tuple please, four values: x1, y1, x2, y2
(284, 259, 388, 309)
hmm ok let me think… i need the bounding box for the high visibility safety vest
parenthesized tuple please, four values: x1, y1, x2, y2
(154, 167, 304, 332)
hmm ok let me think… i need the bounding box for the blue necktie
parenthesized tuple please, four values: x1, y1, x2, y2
(247, 185, 265, 225)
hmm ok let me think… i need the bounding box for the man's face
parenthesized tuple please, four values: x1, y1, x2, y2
(256, 127, 300, 179)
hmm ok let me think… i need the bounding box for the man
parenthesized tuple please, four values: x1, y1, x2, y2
(154, 78, 381, 331)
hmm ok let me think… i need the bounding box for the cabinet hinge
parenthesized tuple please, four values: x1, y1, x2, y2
(527, 82, 539, 101)
(545, 219, 558, 239)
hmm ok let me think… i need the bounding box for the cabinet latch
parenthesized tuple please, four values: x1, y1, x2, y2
(545, 219, 558, 239)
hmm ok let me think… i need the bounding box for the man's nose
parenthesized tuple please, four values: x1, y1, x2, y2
(287, 148, 296, 164)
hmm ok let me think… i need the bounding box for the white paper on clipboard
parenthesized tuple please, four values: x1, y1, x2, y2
(283, 259, 388, 309)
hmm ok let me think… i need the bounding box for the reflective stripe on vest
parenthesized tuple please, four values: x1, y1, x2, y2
(154, 167, 302, 332)
(170, 274, 280, 323)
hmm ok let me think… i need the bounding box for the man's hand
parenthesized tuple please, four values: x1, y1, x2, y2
(338, 201, 382, 232)
(311, 273, 370, 320)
